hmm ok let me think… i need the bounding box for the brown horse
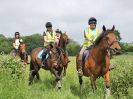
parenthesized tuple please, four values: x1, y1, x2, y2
(29, 43, 66, 88)
(19, 43, 28, 64)
(58, 33, 70, 76)
(76, 25, 121, 97)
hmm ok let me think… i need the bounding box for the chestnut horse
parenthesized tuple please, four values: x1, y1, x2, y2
(76, 25, 121, 97)
(58, 33, 70, 76)
(19, 43, 28, 64)
(29, 43, 66, 88)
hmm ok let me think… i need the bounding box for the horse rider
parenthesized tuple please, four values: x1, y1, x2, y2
(55, 29, 62, 46)
(55, 29, 70, 64)
(78, 17, 100, 76)
(40, 22, 56, 66)
(12, 32, 23, 55)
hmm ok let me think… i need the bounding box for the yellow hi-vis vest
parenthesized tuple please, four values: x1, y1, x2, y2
(44, 31, 56, 46)
(83, 27, 100, 47)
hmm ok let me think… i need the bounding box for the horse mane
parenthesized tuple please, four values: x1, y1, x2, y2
(94, 29, 114, 45)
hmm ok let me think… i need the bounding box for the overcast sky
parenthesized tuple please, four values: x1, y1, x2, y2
(0, 0, 133, 44)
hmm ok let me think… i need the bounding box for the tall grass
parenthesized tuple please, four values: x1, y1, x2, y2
(0, 53, 133, 99)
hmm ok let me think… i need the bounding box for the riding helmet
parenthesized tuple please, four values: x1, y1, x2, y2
(88, 17, 97, 25)
(15, 32, 20, 35)
(45, 22, 52, 28)
(55, 29, 62, 34)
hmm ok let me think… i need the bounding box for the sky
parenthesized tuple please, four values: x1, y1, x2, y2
(0, 0, 133, 44)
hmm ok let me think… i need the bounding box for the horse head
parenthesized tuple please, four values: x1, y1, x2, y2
(48, 43, 65, 68)
(102, 25, 121, 54)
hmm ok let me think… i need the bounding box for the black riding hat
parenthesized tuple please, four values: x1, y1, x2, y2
(55, 29, 62, 34)
(88, 17, 97, 25)
(15, 32, 20, 35)
(45, 22, 52, 28)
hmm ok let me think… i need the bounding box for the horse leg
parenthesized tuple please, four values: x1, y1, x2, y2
(29, 60, 36, 85)
(55, 68, 63, 89)
(63, 66, 66, 77)
(49, 68, 60, 79)
(90, 75, 96, 93)
(104, 71, 111, 98)
(36, 71, 40, 80)
(29, 70, 36, 85)
(78, 76, 83, 93)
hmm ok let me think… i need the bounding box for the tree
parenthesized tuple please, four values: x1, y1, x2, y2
(114, 30, 122, 41)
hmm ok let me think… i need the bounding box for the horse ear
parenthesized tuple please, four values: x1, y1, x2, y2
(111, 25, 115, 31)
(102, 25, 106, 31)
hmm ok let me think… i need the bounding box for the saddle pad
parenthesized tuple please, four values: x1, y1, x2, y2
(38, 50, 43, 59)
(37, 50, 49, 60)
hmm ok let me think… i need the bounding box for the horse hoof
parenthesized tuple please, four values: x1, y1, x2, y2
(56, 81, 62, 89)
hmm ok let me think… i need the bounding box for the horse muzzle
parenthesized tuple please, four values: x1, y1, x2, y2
(110, 48, 121, 55)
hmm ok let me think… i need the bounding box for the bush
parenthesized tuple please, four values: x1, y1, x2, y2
(111, 55, 133, 98)
(0, 55, 25, 79)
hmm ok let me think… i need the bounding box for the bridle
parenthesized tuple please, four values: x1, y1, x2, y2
(104, 36, 119, 54)
(49, 47, 65, 66)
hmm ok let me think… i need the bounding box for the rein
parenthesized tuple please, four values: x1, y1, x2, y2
(104, 37, 119, 55)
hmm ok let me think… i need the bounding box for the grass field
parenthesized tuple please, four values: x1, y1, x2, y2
(0, 53, 133, 99)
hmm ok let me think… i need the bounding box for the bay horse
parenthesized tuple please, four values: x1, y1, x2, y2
(29, 43, 66, 88)
(76, 25, 121, 98)
(58, 32, 70, 76)
(19, 42, 28, 64)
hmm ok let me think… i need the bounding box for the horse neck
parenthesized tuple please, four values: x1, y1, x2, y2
(93, 40, 109, 63)
(59, 36, 66, 50)
(19, 43, 26, 52)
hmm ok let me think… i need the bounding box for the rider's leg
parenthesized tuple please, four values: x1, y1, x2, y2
(78, 46, 86, 76)
(41, 47, 47, 62)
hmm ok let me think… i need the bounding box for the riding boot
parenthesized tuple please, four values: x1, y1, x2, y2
(78, 53, 83, 76)
(78, 60, 83, 76)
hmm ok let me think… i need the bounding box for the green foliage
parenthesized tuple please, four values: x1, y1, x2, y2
(67, 39, 80, 56)
(110, 54, 133, 98)
(22, 34, 44, 53)
(0, 55, 24, 79)
(121, 43, 133, 52)
(0, 34, 12, 54)
(0, 53, 133, 99)
(0, 33, 81, 56)
(114, 30, 122, 41)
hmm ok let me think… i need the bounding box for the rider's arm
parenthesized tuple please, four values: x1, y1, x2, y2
(84, 31, 89, 41)
(43, 32, 47, 42)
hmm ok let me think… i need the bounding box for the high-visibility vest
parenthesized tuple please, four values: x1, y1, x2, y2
(44, 31, 56, 46)
(83, 27, 100, 47)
